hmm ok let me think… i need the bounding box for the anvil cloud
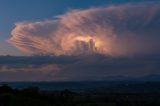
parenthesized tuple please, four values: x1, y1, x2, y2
(8, 3, 160, 57)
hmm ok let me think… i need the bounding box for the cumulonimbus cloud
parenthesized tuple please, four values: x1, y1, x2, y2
(8, 3, 160, 57)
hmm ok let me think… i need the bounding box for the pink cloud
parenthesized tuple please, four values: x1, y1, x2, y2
(8, 3, 160, 57)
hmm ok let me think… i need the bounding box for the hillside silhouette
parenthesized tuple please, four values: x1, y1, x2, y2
(0, 83, 160, 106)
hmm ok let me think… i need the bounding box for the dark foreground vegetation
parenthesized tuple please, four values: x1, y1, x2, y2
(0, 84, 160, 106)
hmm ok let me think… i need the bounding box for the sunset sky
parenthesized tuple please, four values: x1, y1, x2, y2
(0, 0, 120, 55)
(0, 0, 157, 56)
(0, 0, 160, 81)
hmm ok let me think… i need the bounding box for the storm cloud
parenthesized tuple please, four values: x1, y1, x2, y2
(3, 3, 160, 81)
(8, 3, 160, 57)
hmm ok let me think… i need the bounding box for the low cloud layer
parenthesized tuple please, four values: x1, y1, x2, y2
(0, 55, 160, 81)
(8, 3, 160, 57)
(0, 64, 61, 81)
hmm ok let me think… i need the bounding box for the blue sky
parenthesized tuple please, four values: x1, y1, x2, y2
(0, 0, 156, 55)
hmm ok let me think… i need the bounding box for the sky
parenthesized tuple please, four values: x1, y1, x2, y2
(0, 0, 122, 55)
(0, 0, 160, 81)
(0, 0, 158, 55)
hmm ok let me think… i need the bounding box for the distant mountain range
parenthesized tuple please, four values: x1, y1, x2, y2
(102, 75, 160, 81)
